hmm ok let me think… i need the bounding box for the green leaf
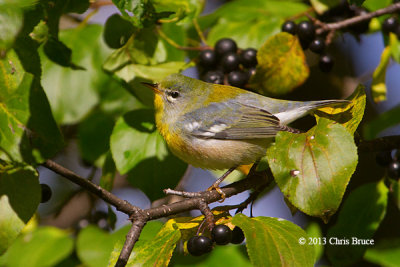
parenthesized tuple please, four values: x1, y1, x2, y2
(364, 238, 400, 267)
(326, 180, 389, 266)
(126, 219, 181, 266)
(172, 245, 252, 267)
(363, 104, 400, 139)
(371, 45, 390, 103)
(267, 118, 358, 221)
(112, 0, 157, 28)
(0, 195, 25, 254)
(0, 50, 32, 161)
(41, 24, 115, 124)
(0, 4, 23, 53)
(0, 227, 74, 267)
(110, 109, 186, 200)
(43, 36, 83, 69)
(232, 214, 314, 267)
(29, 20, 49, 43)
(315, 84, 366, 134)
(362, 0, 392, 11)
(77, 225, 130, 267)
(310, 0, 341, 14)
(152, 0, 203, 25)
(249, 33, 309, 96)
(389, 33, 400, 63)
(100, 152, 116, 192)
(78, 111, 115, 163)
(0, 166, 40, 223)
(103, 13, 135, 49)
(205, 0, 309, 49)
(305, 222, 324, 263)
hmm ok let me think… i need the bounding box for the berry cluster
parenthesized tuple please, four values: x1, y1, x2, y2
(281, 20, 333, 73)
(281, 2, 371, 73)
(187, 225, 245, 256)
(376, 150, 400, 179)
(382, 16, 400, 38)
(198, 38, 258, 88)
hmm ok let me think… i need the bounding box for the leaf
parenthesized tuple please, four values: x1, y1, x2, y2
(126, 219, 181, 266)
(100, 152, 116, 192)
(315, 84, 366, 134)
(77, 225, 130, 267)
(326, 180, 388, 266)
(305, 222, 324, 263)
(310, 0, 341, 15)
(371, 45, 390, 103)
(249, 32, 309, 96)
(103, 13, 135, 49)
(112, 0, 158, 28)
(364, 238, 400, 267)
(0, 165, 40, 223)
(152, 0, 203, 25)
(0, 195, 25, 254)
(232, 214, 314, 267)
(267, 118, 358, 221)
(110, 109, 186, 200)
(362, 0, 392, 12)
(43, 36, 83, 69)
(40, 24, 114, 124)
(0, 227, 74, 267)
(0, 50, 32, 161)
(29, 20, 49, 43)
(363, 104, 400, 139)
(205, 0, 309, 49)
(78, 111, 115, 163)
(0, 4, 23, 53)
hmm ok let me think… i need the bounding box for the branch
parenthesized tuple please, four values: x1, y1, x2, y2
(316, 3, 400, 35)
(42, 160, 140, 215)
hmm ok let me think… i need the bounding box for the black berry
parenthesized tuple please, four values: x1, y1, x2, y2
(240, 48, 258, 68)
(297, 21, 315, 42)
(203, 70, 224, 84)
(198, 49, 216, 68)
(228, 70, 248, 88)
(187, 236, 213, 256)
(220, 52, 240, 73)
(388, 161, 400, 178)
(281, 21, 297, 35)
(40, 183, 52, 203)
(214, 38, 237, 57)
(382, 17, 399, 34)
(309, 37, 325, 54)
(211, 225, 232, 245)
(231, 226, 245, 244)
(319, 54, 334, 73)
(376, 151, 393, 167)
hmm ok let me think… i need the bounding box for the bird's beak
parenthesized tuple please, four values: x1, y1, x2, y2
(141, 82, 161, 94)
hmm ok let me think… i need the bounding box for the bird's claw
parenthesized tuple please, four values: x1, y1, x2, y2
(207, 184, 226, 202)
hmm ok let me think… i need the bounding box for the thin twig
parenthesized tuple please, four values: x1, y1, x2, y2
(164, 188, 203, 197)
(316, 3, 400, 35)
(199, 200, 215, 231)
(42, 160, 140, 215)
(155, 26, 206, 51)
(193, 18, 208, 45)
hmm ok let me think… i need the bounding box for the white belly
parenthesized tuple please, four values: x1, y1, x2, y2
(169, 137, 271, 170)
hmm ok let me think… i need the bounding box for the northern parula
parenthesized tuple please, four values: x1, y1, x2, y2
(143, 74, 347, 192)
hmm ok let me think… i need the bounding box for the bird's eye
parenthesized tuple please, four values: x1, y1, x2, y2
(170, 91, 180, 98)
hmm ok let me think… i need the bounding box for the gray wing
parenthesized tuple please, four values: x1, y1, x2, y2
(180, 101, 298, 140)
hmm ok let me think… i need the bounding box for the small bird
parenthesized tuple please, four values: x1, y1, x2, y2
(143, 74, 347, 195)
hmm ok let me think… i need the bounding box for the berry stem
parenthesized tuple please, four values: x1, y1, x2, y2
(193, 18, 208, 45)
(316, 3, 400, 35)
(155, 25, 207, 51)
